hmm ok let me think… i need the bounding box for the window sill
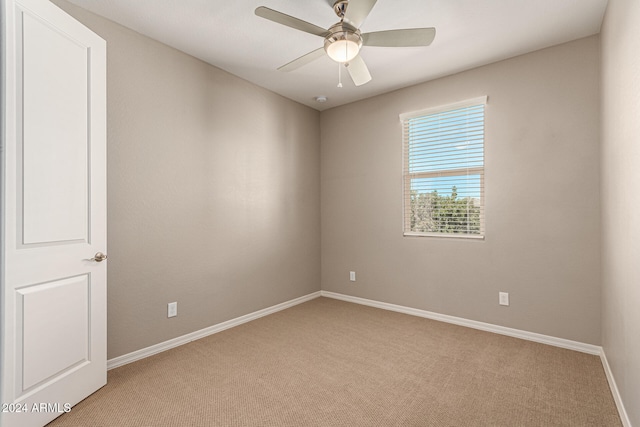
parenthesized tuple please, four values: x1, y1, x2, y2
(403, 232, 485, 240)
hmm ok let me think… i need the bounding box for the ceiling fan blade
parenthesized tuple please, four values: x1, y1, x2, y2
(343, 0, 378, 29)
(362, 28, 436, 47)
(278, 47, 326, 72)
(346, 55, 372, 86)
(255, 6, 329, 37)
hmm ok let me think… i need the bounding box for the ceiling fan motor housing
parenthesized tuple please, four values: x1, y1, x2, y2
(324, 22, 362, 63)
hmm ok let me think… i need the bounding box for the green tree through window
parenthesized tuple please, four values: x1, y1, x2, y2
(409, 187, 481, 234)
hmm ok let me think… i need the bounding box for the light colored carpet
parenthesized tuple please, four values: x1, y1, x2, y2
(48, 297, 621, 426)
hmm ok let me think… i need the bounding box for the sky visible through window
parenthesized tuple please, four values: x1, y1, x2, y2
(408, 105, 484, 199)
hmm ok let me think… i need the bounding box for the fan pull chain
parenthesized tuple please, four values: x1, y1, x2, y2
(337, 62, 343, 88)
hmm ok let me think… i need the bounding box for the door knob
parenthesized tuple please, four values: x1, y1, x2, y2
(90, 252, 108, 262)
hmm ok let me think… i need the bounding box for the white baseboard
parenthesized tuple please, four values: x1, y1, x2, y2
(320, 291, 602, 355)
(600, 349, 632, 427)
(107, 291, 321, 370)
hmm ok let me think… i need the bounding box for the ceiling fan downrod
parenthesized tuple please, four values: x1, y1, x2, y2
(333, 0, 349, 19)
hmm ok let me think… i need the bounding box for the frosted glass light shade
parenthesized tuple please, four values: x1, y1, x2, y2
(325, 39, 360, 63)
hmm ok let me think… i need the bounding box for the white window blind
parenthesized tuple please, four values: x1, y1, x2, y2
(400, 96, 486, 238)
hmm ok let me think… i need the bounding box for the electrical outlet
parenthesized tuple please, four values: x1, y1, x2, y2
(499, 292, 509, 306)
(349, 271, 356, 282)
(168, 301, 177, 318)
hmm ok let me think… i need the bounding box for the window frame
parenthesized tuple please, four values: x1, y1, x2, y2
(400, 96, 487, 239)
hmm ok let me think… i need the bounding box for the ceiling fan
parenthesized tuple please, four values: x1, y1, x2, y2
(255, 0, 436, 86)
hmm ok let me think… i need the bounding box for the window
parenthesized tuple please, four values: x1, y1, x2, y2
(401, 96, 486, 238)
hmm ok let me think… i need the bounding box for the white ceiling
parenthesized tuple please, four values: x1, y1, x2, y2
(66, 0, 608, 111)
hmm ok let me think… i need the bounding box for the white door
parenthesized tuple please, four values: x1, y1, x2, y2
(1, 0, 107, 426)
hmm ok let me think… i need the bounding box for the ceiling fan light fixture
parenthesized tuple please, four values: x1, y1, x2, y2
(324, 24, 362, 63)
(325, 38, 359, 63)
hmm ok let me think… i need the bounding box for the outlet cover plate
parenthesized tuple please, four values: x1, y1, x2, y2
(499, 292, 509, 306)
(168, 302, 177, 317)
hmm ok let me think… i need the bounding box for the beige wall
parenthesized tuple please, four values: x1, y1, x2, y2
(321, 36, 601, 345)
(55, 1, 321, 359)
(601, 0, 640, 424)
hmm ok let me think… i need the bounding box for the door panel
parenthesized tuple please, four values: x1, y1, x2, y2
(1, 0, 107, 426)
(21, 10, 89, 245)
(19, 275, 90, 390)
